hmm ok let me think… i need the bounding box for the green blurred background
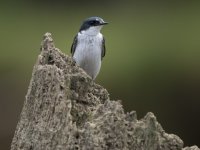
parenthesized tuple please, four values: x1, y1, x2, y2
(0, 0, 200, 149)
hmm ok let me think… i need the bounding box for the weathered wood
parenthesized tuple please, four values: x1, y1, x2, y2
(11, 33, 199, 150)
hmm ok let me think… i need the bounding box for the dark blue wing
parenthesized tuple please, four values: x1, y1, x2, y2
(71, 34, 78, 56)
(101, 37, 106, 60)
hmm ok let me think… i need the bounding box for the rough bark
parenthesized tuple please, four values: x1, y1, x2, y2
(11, 33, 199, 150)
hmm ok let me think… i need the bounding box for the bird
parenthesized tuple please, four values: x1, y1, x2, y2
(71, 16, 108, 80)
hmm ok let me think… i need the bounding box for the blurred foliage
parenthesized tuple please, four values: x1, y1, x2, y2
(0, 0, 200, 149)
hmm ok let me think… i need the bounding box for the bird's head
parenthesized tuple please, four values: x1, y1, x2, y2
(79, 17, 108, 35)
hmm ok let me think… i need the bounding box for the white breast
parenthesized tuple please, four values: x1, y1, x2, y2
(73, 32, 103, 79)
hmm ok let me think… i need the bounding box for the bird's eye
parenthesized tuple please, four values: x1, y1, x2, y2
(90, 20, 97, 25)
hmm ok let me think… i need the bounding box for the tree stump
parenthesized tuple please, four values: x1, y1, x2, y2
(11, 33, 199, 150)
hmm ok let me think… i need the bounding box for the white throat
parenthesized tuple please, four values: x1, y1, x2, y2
(81, 26, 102, 36)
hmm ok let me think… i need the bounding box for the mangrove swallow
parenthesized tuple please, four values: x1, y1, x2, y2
(71, 16, 108, 79)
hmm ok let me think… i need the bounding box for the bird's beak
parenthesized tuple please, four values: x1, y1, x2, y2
(100, 22, 108, 25)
